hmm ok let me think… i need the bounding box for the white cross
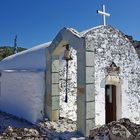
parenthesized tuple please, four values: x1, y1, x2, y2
(97, 5, 110, 26)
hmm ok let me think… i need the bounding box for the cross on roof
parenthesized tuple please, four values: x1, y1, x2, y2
(97, 5, 110, 26)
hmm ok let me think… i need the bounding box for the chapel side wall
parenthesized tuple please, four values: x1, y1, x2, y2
(85, 26, 140, 125)
(0, 47, 46, 70)
(0, 71, 45, 123)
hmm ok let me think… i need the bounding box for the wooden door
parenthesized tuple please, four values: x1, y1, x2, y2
(105, 85, 116, 124)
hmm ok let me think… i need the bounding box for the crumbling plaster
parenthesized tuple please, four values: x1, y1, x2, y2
(59, 26, 140, 125)
(84, 26, 140, 125)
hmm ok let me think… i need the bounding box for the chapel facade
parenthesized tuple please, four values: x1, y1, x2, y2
(0, 25, 140, 136)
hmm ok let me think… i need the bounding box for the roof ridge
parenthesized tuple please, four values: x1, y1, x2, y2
(1, 41, 51, 61)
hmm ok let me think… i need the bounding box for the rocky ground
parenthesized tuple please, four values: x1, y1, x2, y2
(90, 118, 140, 140)
(0, 126, 46, 140)
(0, 112, 140, 140)
(0, 112, 85, 140)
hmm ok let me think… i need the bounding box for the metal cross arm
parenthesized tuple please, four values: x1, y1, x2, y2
(97, 5, 110, 26)
(97, 10, 110, 17)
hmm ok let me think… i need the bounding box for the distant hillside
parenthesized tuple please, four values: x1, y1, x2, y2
(0, 36, 140, 61)
(0, 46, 26, 61)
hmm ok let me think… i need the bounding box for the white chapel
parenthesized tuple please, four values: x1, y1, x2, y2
(0, 5, 139, 136)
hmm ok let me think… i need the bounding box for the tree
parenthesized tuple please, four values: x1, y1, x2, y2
(0, 46, 26, 60)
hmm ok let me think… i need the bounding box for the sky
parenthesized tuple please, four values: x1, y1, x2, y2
(0, 0, 140, 49)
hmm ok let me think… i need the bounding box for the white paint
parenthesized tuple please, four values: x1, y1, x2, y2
(97, 5, 110, 26)
(0, 25, 139, 127)
(0, 71, 45, 123)
(0, 42, 51, 70)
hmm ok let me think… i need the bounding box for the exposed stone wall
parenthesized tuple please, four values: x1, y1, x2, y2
(59, 48, 77, 121)
(58, 26, 140, 125)
(125, 35, 140, 58)
(85, 26, 140, 125)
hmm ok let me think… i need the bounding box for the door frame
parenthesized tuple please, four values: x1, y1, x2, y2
(105, 84, 117, 123)
(105, 75, 122, 122)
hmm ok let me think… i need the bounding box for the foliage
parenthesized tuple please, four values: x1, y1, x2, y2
(0, 46, 26, 61)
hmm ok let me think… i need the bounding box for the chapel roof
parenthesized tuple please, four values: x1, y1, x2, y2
(80, 25, 104, 36)
(1, 25, 140, 62)
(80, 25, 127, 38)
(80, 25, 140, 58)
(2, 41, 51, 61)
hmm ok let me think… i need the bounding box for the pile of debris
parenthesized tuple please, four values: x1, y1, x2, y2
(36, 117, 78, 139)
(38, 117, 77, 133)
(0, 126, 48, 140)
(1, 111, 139, 140)
(90, 118, 140, 140)
(0, 111, 78, 140)
(0, 118, 78, 140)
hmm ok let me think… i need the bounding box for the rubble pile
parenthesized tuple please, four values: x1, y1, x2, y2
(0, 126, 48, 140)
(1, 112, 139, 140)
(90, 118, 140, 140)
(0, 114, 77, 140)
(39, 117, 77, 133)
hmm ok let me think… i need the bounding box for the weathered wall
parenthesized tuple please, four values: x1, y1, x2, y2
(59, 48, 77, 121)
(0, 71, 45, 123)
(58, 26, 140, 124)
(85, 26, 140, 125)
(0, 25, 139, 129)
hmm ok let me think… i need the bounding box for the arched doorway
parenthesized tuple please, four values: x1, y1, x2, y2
(105, 62, 123, 124)
(105, 85, 116, 123)
(45, 28, 95, 136)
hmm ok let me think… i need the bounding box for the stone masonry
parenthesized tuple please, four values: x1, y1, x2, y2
(58, 26, 140, 131)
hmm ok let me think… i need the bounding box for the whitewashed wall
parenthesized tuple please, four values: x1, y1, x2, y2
(0, 42, 51, 70)
(84, 26, 140, 125)
(0, 26, 139, 126)
(0, 71, 45, 123)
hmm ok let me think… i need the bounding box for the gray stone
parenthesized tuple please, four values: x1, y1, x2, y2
(86, 84, 95, 102)
(86, 102, 95, 119)
(52, 84, 60, 96)
(86, 51, 94, 66)
(52, 59, 60, 72)
(86, 67, 94, 83)
(85, 36, 95, 52)
(86, 119, 95, 136)
(52, 96, 59, 110)
(52, 72, 59, 84)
